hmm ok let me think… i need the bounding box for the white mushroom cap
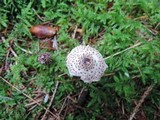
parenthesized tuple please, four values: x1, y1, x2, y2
(66, 45, 108, 83)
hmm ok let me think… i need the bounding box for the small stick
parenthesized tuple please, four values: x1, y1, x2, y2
(58, 73, 67, 77)
(14, 43, 33, 54)
(155, 22, 160, 29)
(134, 16, 148, 20)
(104, 42, 142, 60)
(128, 83, 156, 120)
(0, 95, 13, 100)
(9, 46, 18, 65)
(0, 76, 59, 119)
(103, 73, 115, 77)
(72, 25, 78, 39)
(5, 49, 10, 71)
(41, 81, 59, 120)
(32, 8, 44, 21)
(52, 36, 58, 50)
(10, 47, 18, 58)
(2, 37, 18, 57)
(2, 37, 18, 64)
(122, 101, 125, 114)
(58, 97, 67, 116)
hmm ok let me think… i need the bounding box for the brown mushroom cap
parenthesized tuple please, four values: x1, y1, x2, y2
(30, 25, 59, 38)
(66, 45, 108, 83)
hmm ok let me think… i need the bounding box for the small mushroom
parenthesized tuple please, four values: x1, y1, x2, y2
(38, 52, 52, 65)
(66, 45, 108, 83)
(30, 25, 59, 38)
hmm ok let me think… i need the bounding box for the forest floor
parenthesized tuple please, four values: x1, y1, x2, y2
(0, 1, 160, 120)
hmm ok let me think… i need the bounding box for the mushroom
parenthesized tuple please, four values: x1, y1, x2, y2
(30, 25, 59, 39)
(38, 52, 52, 65)
(66, 45, 108, 83)
(30, 25, 59, 50)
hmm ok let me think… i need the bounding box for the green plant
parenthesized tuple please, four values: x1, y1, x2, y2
(0, 0, 160, 119)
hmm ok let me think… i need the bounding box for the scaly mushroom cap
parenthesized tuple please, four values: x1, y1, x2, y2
(66, 45, 108, 83)
(38, 52, 52, 65)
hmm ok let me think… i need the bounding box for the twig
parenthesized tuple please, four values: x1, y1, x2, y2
(9, 46, 18, 65)
(0, 95, 13, 100)
(52, 36, 58, 50)
(32, 8, 44, 21)
(0, 76, 59, 119)
(104, 42, 142, 60)
(2, 37, 18, 57)
(2, 37, 18, 64)
(25, 98, 43, 107)
(28, 104, 38, 111)
(128, 83, 156, 120)
(58, 73, 67, 77)
(134, 16, 148, 20)
(10, 47, 18, 58)
(14, 43, 33, 54)
(5, 49, 10, 71)
(122, 101, 125, 114)
(103, 73, 115, 77)
(155, 22, 160, 29)
(58, 97, 67, 116)
(72, 25, 78, 39)
(41, 81, 59, 120)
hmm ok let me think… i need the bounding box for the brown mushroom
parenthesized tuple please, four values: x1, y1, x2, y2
(30, 25, 59, 38)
